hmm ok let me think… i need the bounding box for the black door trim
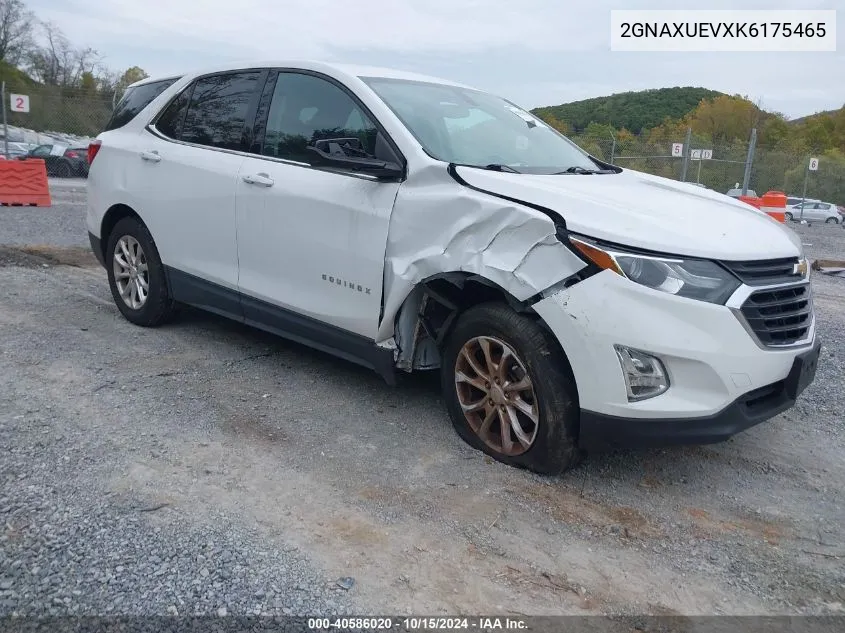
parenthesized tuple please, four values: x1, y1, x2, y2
(165, 267, 396, 385)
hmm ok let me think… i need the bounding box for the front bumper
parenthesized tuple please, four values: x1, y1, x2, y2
(579, 339, 820, 451)
(532, 270, 819, 449)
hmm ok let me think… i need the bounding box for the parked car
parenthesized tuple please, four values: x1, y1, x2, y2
(726, 188, 758, 198)
(786, 196, 812, 207)
(786, 200, 841, 224)
(3, 141, 34, 158)
(24, 144, 89, 177)
(85, 62, 820, 475)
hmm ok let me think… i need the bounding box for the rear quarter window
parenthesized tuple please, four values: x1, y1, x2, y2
(103, 78, 180, 132)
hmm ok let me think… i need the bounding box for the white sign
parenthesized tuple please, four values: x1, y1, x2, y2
(671, 143, 684, 157)
(691, 149, 702, 160)
(10, 93, 29, 113)
(49, 144, 67, 156)
(809, 157, 819, 171)
(702, 149, 713, 160)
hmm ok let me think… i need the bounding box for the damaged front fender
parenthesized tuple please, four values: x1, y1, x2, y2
(377, 163, 589, 345)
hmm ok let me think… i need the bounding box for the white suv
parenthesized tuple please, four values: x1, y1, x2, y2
(86, 61, 820, 475)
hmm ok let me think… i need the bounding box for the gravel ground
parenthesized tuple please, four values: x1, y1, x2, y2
(790, 220, 845, 262)
(0, 179, 88, 247)
(1, 190, 844, 619)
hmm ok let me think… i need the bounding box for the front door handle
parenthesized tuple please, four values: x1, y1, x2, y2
(140, 150, 161, 163)
(242, 173, 274, 187)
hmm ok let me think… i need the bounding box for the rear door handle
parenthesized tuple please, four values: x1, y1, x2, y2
(242, 173, 274, 187)
(140, 150, 161, 163)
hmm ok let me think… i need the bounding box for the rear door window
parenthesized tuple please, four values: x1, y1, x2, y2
(155, 89, 191, 140)
(180, 72, 263, 151)
(104, 78, 179, 132)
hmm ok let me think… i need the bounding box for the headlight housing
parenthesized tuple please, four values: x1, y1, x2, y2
(570, 236, 741, 304)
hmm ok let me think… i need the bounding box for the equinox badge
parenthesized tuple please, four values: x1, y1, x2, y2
(322, 274, 371, 295)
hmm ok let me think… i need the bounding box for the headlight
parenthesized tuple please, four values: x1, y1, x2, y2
(570, 236, 740, 304)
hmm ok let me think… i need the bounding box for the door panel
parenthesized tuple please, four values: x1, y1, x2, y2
(128, 138, 244, 290)
(235, 71, 401, 339)
(126, 70, 264, 294)
(236, 160, 398, 338)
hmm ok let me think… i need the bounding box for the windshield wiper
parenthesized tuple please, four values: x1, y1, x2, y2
(483, 163, 521, 173)
(555, 166, 616, 175)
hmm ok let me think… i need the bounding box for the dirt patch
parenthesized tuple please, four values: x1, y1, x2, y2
(0, 244, 98, 268)
(521, 483, 664, 540)
(221, 410, 290, 445)
(491, 565, 602, 612)
(685, 508, 790, 546)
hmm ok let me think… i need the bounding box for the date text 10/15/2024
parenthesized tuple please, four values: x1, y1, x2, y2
(307, 617, 529, 631)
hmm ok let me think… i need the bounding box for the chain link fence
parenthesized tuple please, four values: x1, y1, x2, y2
(565, 127, 844, 205)
(0, 87, 113, 174)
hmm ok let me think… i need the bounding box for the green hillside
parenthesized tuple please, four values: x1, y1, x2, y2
(0, 59, 38, 91)
(532, 87, 725, 134)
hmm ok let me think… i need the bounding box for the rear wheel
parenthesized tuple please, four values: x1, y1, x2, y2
(106, 217, 176, 327)
(826, 217, 838, 224)
(785, 212, 793, 221)
(54, 161, 71, 178)
(441, 303, 580, 475)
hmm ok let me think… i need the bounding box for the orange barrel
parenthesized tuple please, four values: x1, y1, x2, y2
(738, 195, 763, 209)
(760, 191, 787, 223)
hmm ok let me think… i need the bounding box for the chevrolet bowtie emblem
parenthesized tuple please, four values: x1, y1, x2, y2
(793, 259, 808, 277)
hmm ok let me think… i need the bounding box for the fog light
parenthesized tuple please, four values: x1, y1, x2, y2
(614, 345, 669, 401)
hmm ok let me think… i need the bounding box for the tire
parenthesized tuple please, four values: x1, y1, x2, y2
(441, 303, 580, 475)
(825, 217, 838, 224)
(54, 161, 71, 178)
(784, 212, 793, 222)
(106, 217, 176, 327)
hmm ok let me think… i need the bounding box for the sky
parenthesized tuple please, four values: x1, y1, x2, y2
(27, 0, 845, 120)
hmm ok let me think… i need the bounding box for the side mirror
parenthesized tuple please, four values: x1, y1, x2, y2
(306, 139, 403, 180)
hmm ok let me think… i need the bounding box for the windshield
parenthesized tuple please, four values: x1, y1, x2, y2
(363, 77, 605, 175)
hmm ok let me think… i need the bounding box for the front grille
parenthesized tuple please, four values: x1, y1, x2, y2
(740, 284, 812, 346)
(722, 257, 801, 286)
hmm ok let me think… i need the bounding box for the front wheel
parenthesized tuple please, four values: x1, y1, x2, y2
(441, 303, 580, 475)
(785, 212, 793, 222)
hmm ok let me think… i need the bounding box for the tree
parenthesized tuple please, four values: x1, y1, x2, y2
(120, 66, 148, 87)
(0, 0, 33, 66)
(687, 95, 762, 144)
(758, 115, 791, 150)
(783, 149, 845, 203)
(26, 20, 102, 88)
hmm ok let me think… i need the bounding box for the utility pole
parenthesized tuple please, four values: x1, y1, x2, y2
(2, 82, 8, 159)
(741, 128, 757, 196)
(680, 127, 692, 182)
(609, 129, 616, 164)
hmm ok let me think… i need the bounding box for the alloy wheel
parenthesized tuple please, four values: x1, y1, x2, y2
(454, 336, 539, 456)
(113, 236, 149, 310)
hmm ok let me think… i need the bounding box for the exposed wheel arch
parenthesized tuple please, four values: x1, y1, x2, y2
(99, 204, 145, 265)
(392, 272, 579, 390)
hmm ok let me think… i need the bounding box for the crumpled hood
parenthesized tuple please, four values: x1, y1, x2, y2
(455, 166, 802, 261)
